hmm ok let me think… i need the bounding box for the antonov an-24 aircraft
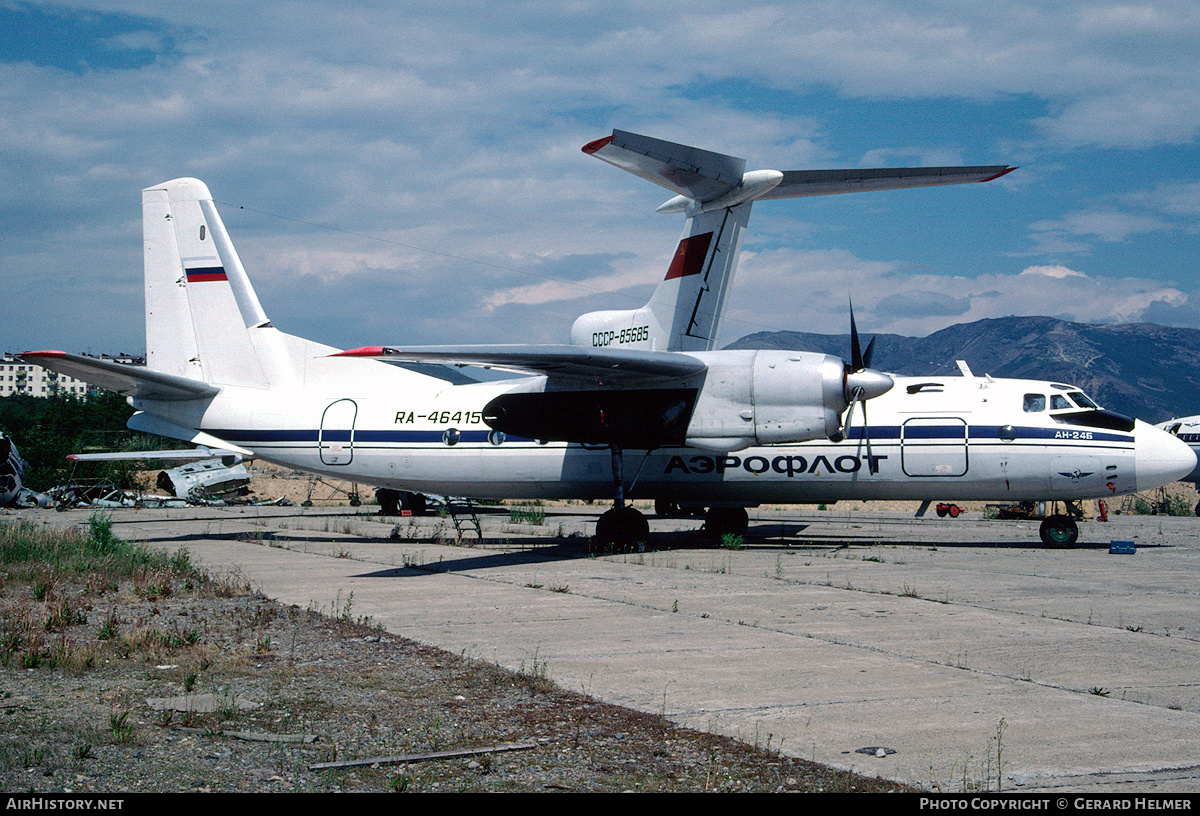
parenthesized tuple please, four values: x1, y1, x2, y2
(21, 130, 1195, 549)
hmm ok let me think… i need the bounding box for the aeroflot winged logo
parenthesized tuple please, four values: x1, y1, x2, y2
(1057, 469, 1095, 480)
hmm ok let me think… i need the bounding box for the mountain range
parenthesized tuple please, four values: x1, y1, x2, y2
(727, 316, 1200, 424)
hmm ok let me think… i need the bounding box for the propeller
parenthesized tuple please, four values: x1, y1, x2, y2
(830, 302, 893, 448)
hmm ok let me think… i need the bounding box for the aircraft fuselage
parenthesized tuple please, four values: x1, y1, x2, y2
(134, 365, 1188, 506)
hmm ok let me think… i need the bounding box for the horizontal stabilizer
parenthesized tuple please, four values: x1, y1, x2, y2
(17, 351, 218, 401)
(584, 129, 1013, 212)
(760, 165, 1015, 200)
(125, 412, 253, 455)
(334, 345, 707, 384)
(583, 129, 746, 202)
(67, 447, 247, 464)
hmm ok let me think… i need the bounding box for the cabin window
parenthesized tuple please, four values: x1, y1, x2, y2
(1023, 394, 1045, 412)
(1050, 394, 1072, 411)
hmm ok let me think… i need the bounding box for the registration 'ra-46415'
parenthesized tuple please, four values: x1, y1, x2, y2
(395, 410, 485, 425)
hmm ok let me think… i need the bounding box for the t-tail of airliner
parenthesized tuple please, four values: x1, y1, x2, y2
(571, 130, 1014, 353)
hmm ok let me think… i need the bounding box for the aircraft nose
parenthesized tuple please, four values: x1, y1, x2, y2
(1135, 420, 1198, 492)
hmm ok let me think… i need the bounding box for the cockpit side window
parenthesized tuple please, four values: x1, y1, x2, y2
(1067, 391, 1098, 409)
(1050, 394, 1072, 411)
(1023, 394, 1046, 412)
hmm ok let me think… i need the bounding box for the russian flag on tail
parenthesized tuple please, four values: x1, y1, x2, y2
(185, 266, 228, 283)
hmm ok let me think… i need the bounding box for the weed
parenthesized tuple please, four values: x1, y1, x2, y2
(96, 608, 119, 640)
(719, 533, 744, 550)
(508, 504, 546, 525)
(109, 698, 134, 744)
(989, 718, 1006, 792)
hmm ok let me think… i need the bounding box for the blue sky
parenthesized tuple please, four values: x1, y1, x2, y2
(3, 0, 1199, 357)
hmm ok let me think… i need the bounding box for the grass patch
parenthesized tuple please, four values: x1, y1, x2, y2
(1, 514, 184, 580)
(0, 514, 237, 672)
(508, 504, 546, 525)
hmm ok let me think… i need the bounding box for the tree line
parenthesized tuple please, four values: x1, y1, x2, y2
(0, 392, 136, 491)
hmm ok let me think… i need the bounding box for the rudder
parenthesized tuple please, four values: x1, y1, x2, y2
(143, 179, 292, 388)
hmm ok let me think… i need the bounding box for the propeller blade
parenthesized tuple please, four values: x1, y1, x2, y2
(842, 389, 859, 439)
(850, 301, 864, 371)
(861, 398, 874, 468)
(836, 299, 892, 449)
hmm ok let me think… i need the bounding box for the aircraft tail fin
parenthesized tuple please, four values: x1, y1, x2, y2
(572, 130, 1013, 352)
(570, 202, 748, 352)
(142, 178, 296, 388)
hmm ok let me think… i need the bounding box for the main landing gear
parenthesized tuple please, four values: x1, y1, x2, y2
(592, 442, 649, 552)
(375, 488, 428, 516)
(703, 506, 749, 539)
(650, 499, 750, 542)
(591, 445, 752, 551)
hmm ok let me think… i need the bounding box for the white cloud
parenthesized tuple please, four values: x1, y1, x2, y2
(1019, 265, 1089, 279)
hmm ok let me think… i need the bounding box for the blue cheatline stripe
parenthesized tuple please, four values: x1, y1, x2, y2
(845, 425, 1132, 444)
(211, 428, 500, 444)
(208, 424, 1133, 448)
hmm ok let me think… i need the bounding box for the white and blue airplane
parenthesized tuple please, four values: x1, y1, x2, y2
(20, 130, 1195, 548)
(1157, 416, 1200, 514)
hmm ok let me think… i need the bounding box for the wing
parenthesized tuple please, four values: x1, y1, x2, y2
(335, 345, 709, 448)
(333, 344, 708, 384)
(17, 351, 217, 401)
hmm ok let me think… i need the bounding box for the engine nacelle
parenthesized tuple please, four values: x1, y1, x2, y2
(684, 350, 849, 451)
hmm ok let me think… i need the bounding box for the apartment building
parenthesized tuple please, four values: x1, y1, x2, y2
(0, 353, 142, 398)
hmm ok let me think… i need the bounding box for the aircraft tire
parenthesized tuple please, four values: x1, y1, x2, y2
(593, 506, 649, 553)
(376, 488, 400, 516)
(655, 499, 680, 517)
(402, 492, 428, 516)
(1040, 514, 1079, 548)
(704, 506, 749, 540)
